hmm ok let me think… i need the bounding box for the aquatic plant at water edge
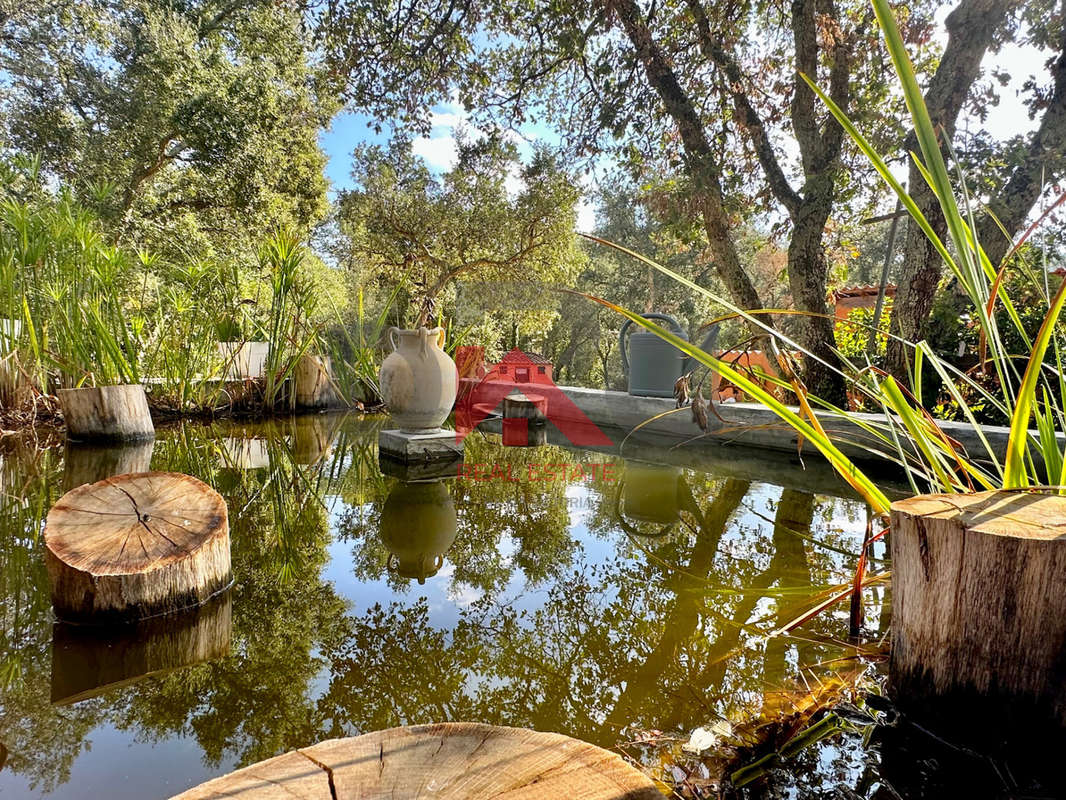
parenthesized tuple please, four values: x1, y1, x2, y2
(586, 0, 1066, 512)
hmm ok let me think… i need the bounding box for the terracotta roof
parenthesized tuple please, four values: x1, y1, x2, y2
(834, 284, 897, 299)
(499, 349, 552, 366)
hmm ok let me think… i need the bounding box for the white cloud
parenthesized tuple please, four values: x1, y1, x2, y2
(576, 198, 597, 233)
(504, 163, 525, 199)
(409, 101, 600, 232)
(411, 134, 459, 169)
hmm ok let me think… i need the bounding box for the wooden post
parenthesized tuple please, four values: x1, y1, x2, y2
(891, 490, 1066, 730)
(293, 354, 340, 409)
(503, 390, 547, 422)
(502, 391, 548, 447)
(171, 722, 661, 799)
(44, 472, 231, 623)
(58, 385, 154, 442)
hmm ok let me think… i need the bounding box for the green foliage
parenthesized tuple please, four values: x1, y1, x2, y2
(256, 230, 322, 412)
(0, 0, 334, 261)
(596, 0, 1066, 508)
(834, 303, 892, 361)
(0, 160, 356, 413)
(337, 135, 582, 334)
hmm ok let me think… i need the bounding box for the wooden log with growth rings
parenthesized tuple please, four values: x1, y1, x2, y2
(44, 472, 231, 624)
(171, 722, 661, 799)
(891, 490, 1066, 728)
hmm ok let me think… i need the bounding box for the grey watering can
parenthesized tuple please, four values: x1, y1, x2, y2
(619, 314, 718, 398)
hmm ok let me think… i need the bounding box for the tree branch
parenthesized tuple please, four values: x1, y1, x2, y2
(684, 0, 803, 218)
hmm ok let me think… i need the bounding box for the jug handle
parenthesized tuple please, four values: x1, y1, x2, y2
(387, 326, 401, 351)
(387, 553, 398, 573)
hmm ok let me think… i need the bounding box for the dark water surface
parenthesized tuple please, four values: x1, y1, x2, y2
(0, 414, 883, 798)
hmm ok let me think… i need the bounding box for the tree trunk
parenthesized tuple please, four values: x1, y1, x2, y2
(607, 0, 768, 322)
(788, 189, 848, 404)
(891, 490, 1066, 730)
(976, 35, 1066, 268)
(886, 0, 1019, 381)
(44, 472, 231, 623)
(58, 385, 155, 442)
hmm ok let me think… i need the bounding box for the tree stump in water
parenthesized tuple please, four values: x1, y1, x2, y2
(44, 472, 231, 624)
(503, 391, 547, 422)
(891, 490, 1066, 730)
(293, 354, 340, 409)
(171, 722, 660, 799)
(58, 385, 154, 442)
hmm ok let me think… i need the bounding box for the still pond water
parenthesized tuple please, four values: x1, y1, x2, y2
(0, 414, 884, 798)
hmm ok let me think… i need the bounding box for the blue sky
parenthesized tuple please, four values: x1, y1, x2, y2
(318, 99, 601, 231)
(317, 19, 1051, 232)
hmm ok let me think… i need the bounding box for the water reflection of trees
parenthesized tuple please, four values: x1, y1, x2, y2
(0, 442, 104, 793)
(0, 416, 869, 795)
(320, 473, 867, 749)
(336, 436, 583, 594)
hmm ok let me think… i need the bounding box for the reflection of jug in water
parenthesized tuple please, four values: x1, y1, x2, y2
(380, 481, 457, 584)
(620, 460, 682, 526)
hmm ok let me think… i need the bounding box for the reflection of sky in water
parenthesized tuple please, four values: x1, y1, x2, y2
(0, 416, 870, 799)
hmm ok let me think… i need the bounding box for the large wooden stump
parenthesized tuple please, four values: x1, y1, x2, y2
(891, 490, 1066, 731)
(58, 384, 155, 442)
(172, 723, 660, 799)
(50, 591, 232, 705)
(44, 472, 231, 623)
(293, 354, 340, 409)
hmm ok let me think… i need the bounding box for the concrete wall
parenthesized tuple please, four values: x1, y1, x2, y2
(549, 385, 1031, 470)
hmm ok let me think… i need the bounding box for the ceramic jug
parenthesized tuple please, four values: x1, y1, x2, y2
(379, 326, 458, 432)
(619, 314, 719, 398)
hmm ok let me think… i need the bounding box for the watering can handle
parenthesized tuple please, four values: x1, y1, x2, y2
(683, 322, 720, 374)
(618, 313, 685, 377)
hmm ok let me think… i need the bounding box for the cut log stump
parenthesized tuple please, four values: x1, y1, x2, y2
(503, 391, 547, 422)
(44, 472, 231, 624)
(171, 723, 660, 799)
(891, 490, 1066, 729)
(58, 384, 154, 442)
(293, 354, 340, 409)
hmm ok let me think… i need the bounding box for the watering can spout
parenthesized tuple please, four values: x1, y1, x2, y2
(683, 322, 719, 375)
